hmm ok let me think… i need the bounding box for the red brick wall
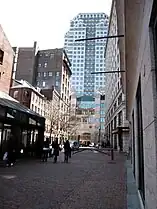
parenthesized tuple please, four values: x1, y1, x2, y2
(10, 87, 31, 108)
(0, 25, 14, 94)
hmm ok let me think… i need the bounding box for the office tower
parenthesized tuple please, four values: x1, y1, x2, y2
(64, 13, 109, 106)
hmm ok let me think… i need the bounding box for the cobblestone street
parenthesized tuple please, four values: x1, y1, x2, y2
(0, 151, 127, 209)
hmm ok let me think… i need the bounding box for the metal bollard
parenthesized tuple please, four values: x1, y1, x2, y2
(111, 148, 114, 160)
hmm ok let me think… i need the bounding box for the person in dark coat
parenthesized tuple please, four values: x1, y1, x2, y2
(42, 139, 49, 162)
(52, 138, 60, 163)
(6, 134, 15, 167)
(64, 140, 71, 163)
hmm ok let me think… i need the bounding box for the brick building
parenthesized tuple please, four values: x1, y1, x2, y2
(0, 25, 14, 94)
(13, 47, 72, 119)
(14, 42, 38, 85)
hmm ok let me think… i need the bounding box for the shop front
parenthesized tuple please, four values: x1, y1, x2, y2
(0, 97, 45, 159)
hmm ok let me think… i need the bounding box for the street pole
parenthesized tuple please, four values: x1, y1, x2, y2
(111, 133, 114, 161)
(98, 128, 101, 146)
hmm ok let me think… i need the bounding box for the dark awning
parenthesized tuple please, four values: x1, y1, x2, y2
(0, 97, 45, 128)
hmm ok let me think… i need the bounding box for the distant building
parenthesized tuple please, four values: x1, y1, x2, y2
(14, 42, 38, 85)
(13, 44, 73, 140)
(64, 13, 109, 100)
(0, 25, 14, 94)
(36, 48, 72, 138)
(75, 108, 95, 145)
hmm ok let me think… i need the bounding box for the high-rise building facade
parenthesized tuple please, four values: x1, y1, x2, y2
(64, 13, 109, 101)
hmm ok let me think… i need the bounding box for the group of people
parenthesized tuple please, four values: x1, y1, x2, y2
(42, 138, 71, 163)
(2, 135, 71, 167)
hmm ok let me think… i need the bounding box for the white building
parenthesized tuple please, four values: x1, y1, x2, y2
(64, 13, 109, 100)
(104, 0, 128, 151)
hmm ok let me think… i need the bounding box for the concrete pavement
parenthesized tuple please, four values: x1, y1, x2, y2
(0, 150, 127, 209)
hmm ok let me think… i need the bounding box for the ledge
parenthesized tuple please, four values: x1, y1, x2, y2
(126, 160, 141, 209)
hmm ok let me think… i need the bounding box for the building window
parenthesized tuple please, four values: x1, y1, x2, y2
(118, 111, 122, 126)
(118, 93, 122, 105)
(150, 1, 157, 87)
(120, 78, 122, 85)
(132, 111, 136, 177)
(114, 102, 117, 110)
(44, 63, 47, 68)
(13, 90, 18, 98)
(43, 72, 46, 77)
(24, 90, 29, 97)
(136, 78, 145, 202)
(38, 63, 41, 67)
(48, 72, 53, 76)
(50, 53, 54, 59)
(0, 49, 4, 65)
(56, 72, 60, 76)
(38, 72, 41, 77)
(42, 81, 46, 87)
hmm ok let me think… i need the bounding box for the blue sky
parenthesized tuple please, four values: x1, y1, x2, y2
(0, 0, 112, 49)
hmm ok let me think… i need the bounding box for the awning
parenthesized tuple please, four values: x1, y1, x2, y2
(0, 92, 45, 128)
(0, 98, 42, 118)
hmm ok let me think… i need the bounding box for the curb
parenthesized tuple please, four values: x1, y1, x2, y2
(72, 149, 85, 155)
(95, 149, 110, 156)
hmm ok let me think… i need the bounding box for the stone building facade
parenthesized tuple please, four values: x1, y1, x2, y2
(104, 0, 127, 152)
(116, 0, 157, 208)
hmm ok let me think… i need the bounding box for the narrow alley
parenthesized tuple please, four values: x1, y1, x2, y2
(0, 151, 126, 209)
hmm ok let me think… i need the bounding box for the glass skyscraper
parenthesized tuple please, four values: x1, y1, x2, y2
(64, 13, 109, 107)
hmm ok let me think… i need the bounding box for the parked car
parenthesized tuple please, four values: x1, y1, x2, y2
(89, 143, 95, 147)
(69, 141, 79, 151)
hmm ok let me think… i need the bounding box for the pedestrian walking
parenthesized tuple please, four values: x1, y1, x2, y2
(52, 138, 60, 163)
(6, 134, 15, 167)
(42, 139, 49, 162)
(58, 144, 64, 163)
(64, 140, 71, 163)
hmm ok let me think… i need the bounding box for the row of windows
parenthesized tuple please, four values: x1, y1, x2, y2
(72, 72, 84, 76)
(38, 53, 54, 59)
(37, 72, 60, 77)
(72, 81, 104, 86)
(37, 81, 60, 88)
(72, 77, 84, 80)
(78, 13, 107, 18)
